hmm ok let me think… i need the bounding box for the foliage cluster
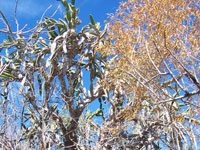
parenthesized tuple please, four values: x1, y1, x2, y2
(0, 0, 199, 149)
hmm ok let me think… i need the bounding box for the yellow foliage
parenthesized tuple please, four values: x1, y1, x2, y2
(99, 0, 200, 138)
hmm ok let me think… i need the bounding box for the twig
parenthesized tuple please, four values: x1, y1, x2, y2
(0, 63, 10, 76)
(50, 5, 61, 18)
(15, 0, 19, 34)
(146, 41, 162, 74)
(106, 89, 117, 122)
(163, 31, 200, 90)
(124, 69, 160, 99)
(39, 5, 52, 23)
(157, 90, 200, 106)
(0, 10, 15, 40)
(0, 26, 38, 35)
(153, 41, 186, 92)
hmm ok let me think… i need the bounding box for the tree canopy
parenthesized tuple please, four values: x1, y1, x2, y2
(0, 0, 200, 149)
(97, 0, 200, 149)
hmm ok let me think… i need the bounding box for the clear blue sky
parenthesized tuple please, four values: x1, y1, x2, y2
(0, 0, 122, 32)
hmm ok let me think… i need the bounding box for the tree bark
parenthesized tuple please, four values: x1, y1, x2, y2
(64, 120, 78, 150)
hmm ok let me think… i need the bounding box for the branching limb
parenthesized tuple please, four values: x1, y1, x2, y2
(0, 10, 15, 40)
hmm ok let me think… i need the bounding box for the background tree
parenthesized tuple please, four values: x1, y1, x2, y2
(97, 0, 200, 149)
(0, 0, 107, 149)
(1, 0, 200, 149)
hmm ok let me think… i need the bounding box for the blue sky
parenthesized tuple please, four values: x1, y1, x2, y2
(0, 0, 122, 33)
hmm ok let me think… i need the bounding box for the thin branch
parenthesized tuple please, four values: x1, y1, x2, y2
(0, 25, 38, 35)
(163, 31, 200, 90)
(106, 89, 117, 122)
(146, 41, 162, 74)
(0, 10, 15, 40)
(153, 41, 186, 92)
(157, 90, 200, 106)
(39, 5, 52, 23)
(0, 63, 10, 76)
(15, 0, 19, 34)
(50, 5, 61, 18)
(123, 69, 160, 100)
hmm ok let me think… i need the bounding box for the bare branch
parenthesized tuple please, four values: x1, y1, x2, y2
(0, 10, 15, 40)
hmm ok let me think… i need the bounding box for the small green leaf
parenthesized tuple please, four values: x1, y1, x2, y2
(72, 10, 76, 19)
(89, 14, 95, 25)
(62, 0, 69, 11)
(76, 8, 79, 14)
(2, 99, 9, 104)
(51, 103, 58, 111)
(71, 0, 75, 5)
(59, 18, 68, 30)
(73, 78, 78, 89)
(49, 18, 57, 23)
(7, 35, 13, 42)
(67, 11, 72, 23)
(1, 72, 15, 79)
(37, 74, 42, 95)
(39, 37, 48, 47)
(36, 55, 42, 66)
(48, 31, 58, 40)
